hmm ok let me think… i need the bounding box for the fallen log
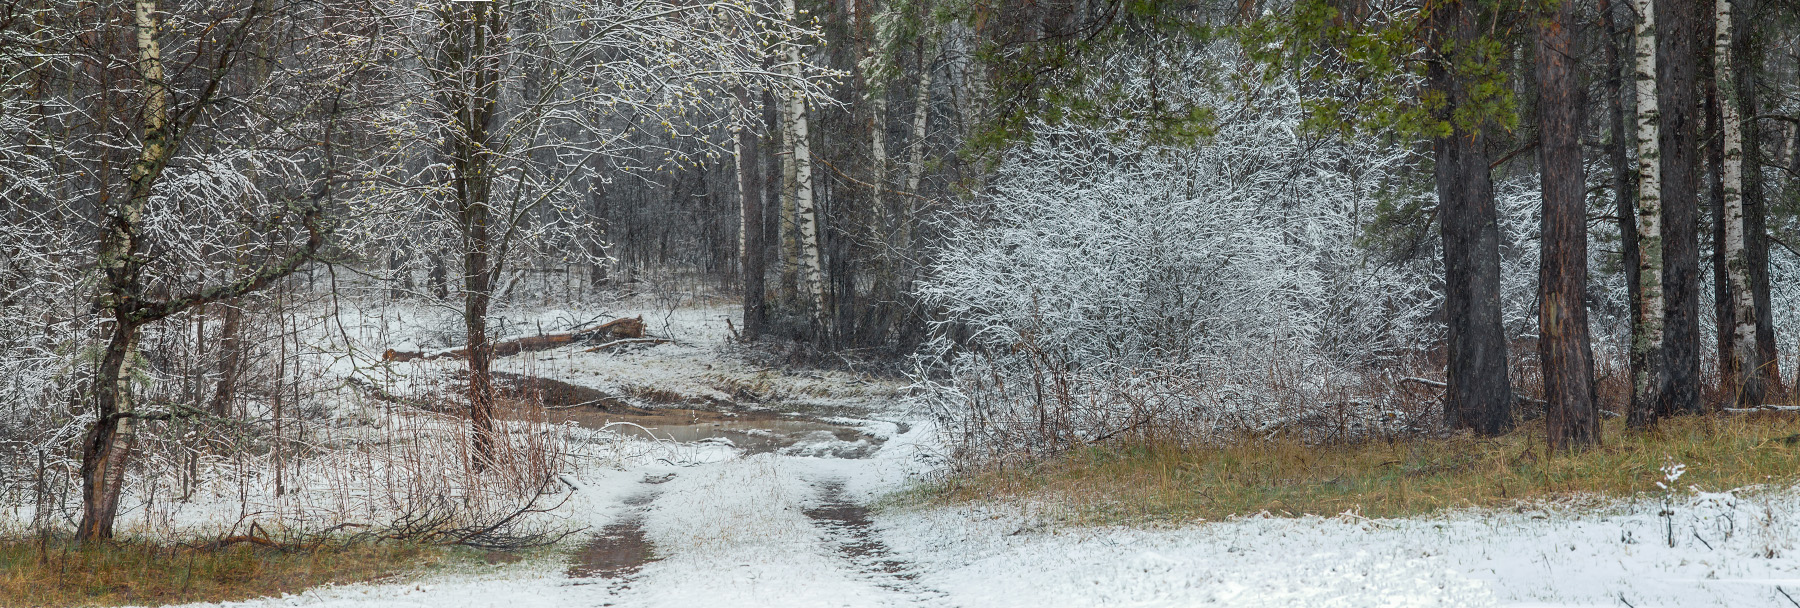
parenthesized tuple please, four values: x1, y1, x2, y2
(384, 316, 646, 362)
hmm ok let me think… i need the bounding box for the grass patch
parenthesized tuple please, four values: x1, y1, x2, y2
(0, 538, 468, 607)
(922, 413, 1800, 524)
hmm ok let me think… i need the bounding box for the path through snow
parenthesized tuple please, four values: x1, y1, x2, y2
(177, 307, 1800, 608)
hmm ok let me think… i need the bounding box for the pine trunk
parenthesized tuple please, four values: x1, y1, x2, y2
(1656, 0, 1703, 417)
(1431, 0, 1513, 435)
(1536, 0, 1599, 449)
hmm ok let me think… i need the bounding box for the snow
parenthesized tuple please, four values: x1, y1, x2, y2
(103, 304, 1800, 608)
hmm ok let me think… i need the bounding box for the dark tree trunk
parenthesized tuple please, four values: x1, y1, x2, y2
(1536, 0, 1599, 449)
(737, 91, 767, 342)
(1655, 0, 1703, 416)
(208, 300, 244, 417)
(78, 319, 141, 542)
(1431, 0, 1513, 435)
(441, 0, 502, 466)
(1706, 17, 1734, 393)
(1603, 0, 1642, 417)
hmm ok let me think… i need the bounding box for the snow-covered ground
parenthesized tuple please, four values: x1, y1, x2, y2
(130, 303, 1800, 608)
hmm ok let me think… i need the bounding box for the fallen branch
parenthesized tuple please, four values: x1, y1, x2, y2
(583, 337, 671, 353)
(385, 316, 646, 361)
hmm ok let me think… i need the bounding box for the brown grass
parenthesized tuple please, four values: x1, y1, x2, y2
(921, 413, 1800, 525)
(0, 539, 462, 607)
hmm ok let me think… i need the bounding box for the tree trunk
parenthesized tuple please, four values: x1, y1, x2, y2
(1536, 0, 1599, 449)
(1431, 0, 1513, 435)
(1714, 0, 1762, 406)
(1734, 0, 1784, 400)
(736, 90, 766, 341)
(1656, 0, 1703, 417)
(784, 0, 825, 327)
(1630, 0, 1667, 427)
(442, 0, 502, 466)
(208, 300, 244, 417)
(1602, 0, 1642, 419)
(79, 0, 168, 542)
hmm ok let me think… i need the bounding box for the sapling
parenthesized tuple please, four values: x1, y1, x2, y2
(1656, 459, 1686, 547)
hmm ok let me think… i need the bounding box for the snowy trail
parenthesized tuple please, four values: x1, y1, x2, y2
(170, 307, 1800, 608)
(180, 416, 1800, 608)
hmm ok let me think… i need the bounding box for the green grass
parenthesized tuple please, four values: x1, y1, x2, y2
(919, 413, 1800, 525)
(0, 538, 469, 607)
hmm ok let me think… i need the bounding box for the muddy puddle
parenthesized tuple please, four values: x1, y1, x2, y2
(567, 491, 660, 581)
(493, 371, 883, 457)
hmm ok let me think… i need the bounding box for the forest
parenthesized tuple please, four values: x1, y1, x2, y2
(2, 0, 1800, 605)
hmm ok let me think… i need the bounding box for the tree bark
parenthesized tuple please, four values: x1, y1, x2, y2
(1430, 0, 1513, 435)
(1602, 0, 1642, 419)
(1630, 0, 1667, 427)
(1656, 0, 1703, 417)
(1713, 0, 1762, 406)
(783, 0, 826, 327)
(1536, 0, 1599, 449)
(735, 90, 766, 341)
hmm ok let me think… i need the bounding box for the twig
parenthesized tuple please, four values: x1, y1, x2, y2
(1778, 586, 1800, 608)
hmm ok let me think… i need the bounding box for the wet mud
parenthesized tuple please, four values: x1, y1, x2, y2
(567, 491, 661, 580)
(804, 480, 936, 597)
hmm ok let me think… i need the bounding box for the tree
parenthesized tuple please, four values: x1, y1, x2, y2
(1656, 0, 1703, 417)
(1713, 0, 1763, 406)
(49, 0, 368, 540)
(1535, 0, 1598, 449)
(1630, 0, 1667, 427)
(380, 0, 832, 464)
(1429, 0, 1513, 435)
(1600, 0, 1643, 421)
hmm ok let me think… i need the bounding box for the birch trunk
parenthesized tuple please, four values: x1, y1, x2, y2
(1630, 0, 1666, 428)
(905, 61, 932, 195)
(1715, 0, 1762, 405)
(1602, 0, 1643, 420)
(77, 0, 170, 542)
(783, 0, 825, 321)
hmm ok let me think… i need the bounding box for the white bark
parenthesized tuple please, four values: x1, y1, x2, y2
(906, 60, 933, 194)
(1632, 0, 1665, 397)
(784, 0, 825, 317)
(1715, 0, 1759, 396)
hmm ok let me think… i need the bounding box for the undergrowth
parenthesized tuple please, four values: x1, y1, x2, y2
(919, 413, 1800, 524)
(0, 538, 471, 607)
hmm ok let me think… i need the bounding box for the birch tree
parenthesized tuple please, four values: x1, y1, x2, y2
(1715, 0, 1764, 406)
(375, 0, 832, 462)
(1630, 0, 1666, 427)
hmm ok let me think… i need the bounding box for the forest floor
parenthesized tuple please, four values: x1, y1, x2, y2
(129, 302, 1800, 608)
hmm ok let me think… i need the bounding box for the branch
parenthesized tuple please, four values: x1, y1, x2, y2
(126, 199, 327, 324)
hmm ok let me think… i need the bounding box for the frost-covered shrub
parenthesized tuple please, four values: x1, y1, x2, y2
(914, 71, 1442, 458)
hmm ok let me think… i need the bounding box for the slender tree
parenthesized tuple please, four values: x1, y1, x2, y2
(1536, 0, 1599, 449)
(1714, 0, 1763, 406)
(1630, 0, 1667, 427)
(1601, 0, 1643, 420)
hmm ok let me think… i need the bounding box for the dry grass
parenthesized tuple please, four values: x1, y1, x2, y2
(923, 413, 1800, 525)
(0, 539, 462, 607)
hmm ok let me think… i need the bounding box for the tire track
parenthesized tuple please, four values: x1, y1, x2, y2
(804, 479, 948, 604)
